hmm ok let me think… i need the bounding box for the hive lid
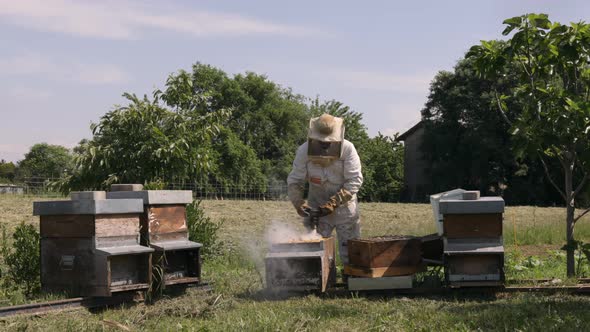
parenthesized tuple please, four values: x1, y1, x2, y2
(96, 245, 155, 256)
(439, 196, 505, 214)
(33, 199, 144, 216)
(150, 240, 202, 251)
(106, 190, 193, 205)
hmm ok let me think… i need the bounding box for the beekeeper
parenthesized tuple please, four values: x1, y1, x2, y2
(287, 113, 363, 264)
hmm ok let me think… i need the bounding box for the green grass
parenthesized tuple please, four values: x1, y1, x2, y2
(3, 196, 590, 331)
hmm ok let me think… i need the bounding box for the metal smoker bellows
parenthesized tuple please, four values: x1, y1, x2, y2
(265, 237, 336, 292)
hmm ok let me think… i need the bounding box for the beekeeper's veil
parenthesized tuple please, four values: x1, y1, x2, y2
(307, 114, 345, 165)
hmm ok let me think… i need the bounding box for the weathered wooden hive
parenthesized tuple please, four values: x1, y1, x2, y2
(34, 191, 153, 297)
(440, 192, 505, 287)
(265, 237, 336, 292)
(107, 185, 202, 286)
(344, 236, 423, 290)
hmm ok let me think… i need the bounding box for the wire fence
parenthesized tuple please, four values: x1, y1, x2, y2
(0, 177, 290, 200)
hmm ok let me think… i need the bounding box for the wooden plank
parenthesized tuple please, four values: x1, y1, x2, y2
(95, 214, 140, 238)
(348, 236, 422, 268)
(449, 281, 503, 288)
(443, 214, 502, 238)
(146, 205, 187, 235)
(348, 276, 414, 290)
(344, 263, 426, 278)
(321, 237, 336, 292)
(165, 277, 200, 286)
(40, 215, 95, 238)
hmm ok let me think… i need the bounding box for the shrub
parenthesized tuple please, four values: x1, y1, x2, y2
(1, 223, 40, 296)
(186, 200, 223, 258)
(144, 179, 167, 190)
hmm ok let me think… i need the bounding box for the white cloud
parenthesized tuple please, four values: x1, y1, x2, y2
(322, 68, 435, 94)
(0, 0, 315, 39)
(72, 63, 130, 84)
(0, 53, 130, 84)
(0, 143, 30, 154)
(8, 86, 53, 99)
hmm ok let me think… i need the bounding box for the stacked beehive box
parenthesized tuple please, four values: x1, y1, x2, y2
(265, 237, 336, 292)
(107, 185, 202, 286)
(344, 236, 424, 290)
(34, 191, 153, 297)
(439, 192, 505, 287)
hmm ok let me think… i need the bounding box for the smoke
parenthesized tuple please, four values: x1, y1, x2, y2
(239, 219, 323, 292)
(265, 220, 321, 244)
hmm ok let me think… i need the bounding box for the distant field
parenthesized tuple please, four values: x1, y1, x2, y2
(2, 195, 590, 331)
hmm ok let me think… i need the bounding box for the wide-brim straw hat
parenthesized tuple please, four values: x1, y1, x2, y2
(308, 114, 345, 142)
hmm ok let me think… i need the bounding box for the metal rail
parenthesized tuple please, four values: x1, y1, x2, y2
(0, 282, 211, 318)
(0, 296, 121, 318)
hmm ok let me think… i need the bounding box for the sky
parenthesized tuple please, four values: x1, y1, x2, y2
(1, 0, 589, 162)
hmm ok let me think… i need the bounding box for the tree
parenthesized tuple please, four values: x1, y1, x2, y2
(359, 134, 404, 202)
(62, 93, 228, 191)
(159, 63, 310, 181)
(0, 160, 16, 182)
(17, 143, 73, 179)
(468, 13, 590, 276)
(421, 58, 562, 205)
(208, 127, 267, 196)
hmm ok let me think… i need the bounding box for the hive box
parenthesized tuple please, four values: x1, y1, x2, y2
(34, 192, 153, 296)
(440, 195, 505, 287)
(265, 237, 336, 292)
(444, 240, 504, 285)
(107, 188, 202, 286)
(443, 214, 503, 239)
(348, 236, 422, 268)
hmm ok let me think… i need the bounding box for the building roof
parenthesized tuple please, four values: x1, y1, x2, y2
(396, 121, 424, 141)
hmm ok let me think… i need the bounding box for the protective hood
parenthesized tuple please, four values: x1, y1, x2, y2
(307, 114, 345, 162)
(308, 114, 345, 142)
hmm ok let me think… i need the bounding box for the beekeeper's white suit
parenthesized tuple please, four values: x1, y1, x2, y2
(287, 114, 363, 264)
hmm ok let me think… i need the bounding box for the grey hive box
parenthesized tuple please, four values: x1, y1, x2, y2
(440, 195, 505, 287)
(265, 237, 336, 292)
(34, 192, 153, 297)
(107, 186, 202, 286)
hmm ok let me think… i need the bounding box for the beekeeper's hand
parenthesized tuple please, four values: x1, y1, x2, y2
(295, 200, 311, 217)
(319, 189, 353, 216)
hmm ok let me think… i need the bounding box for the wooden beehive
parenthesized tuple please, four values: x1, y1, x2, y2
(34, 193, 153, 297)
(107, 188, 202, 286)
(440, 195, 505, 287)
(348, 236, 422, 268)
(265, 237, 336, 292)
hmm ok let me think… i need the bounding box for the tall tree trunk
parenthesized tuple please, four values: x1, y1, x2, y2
(565, 161, 576, 277)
